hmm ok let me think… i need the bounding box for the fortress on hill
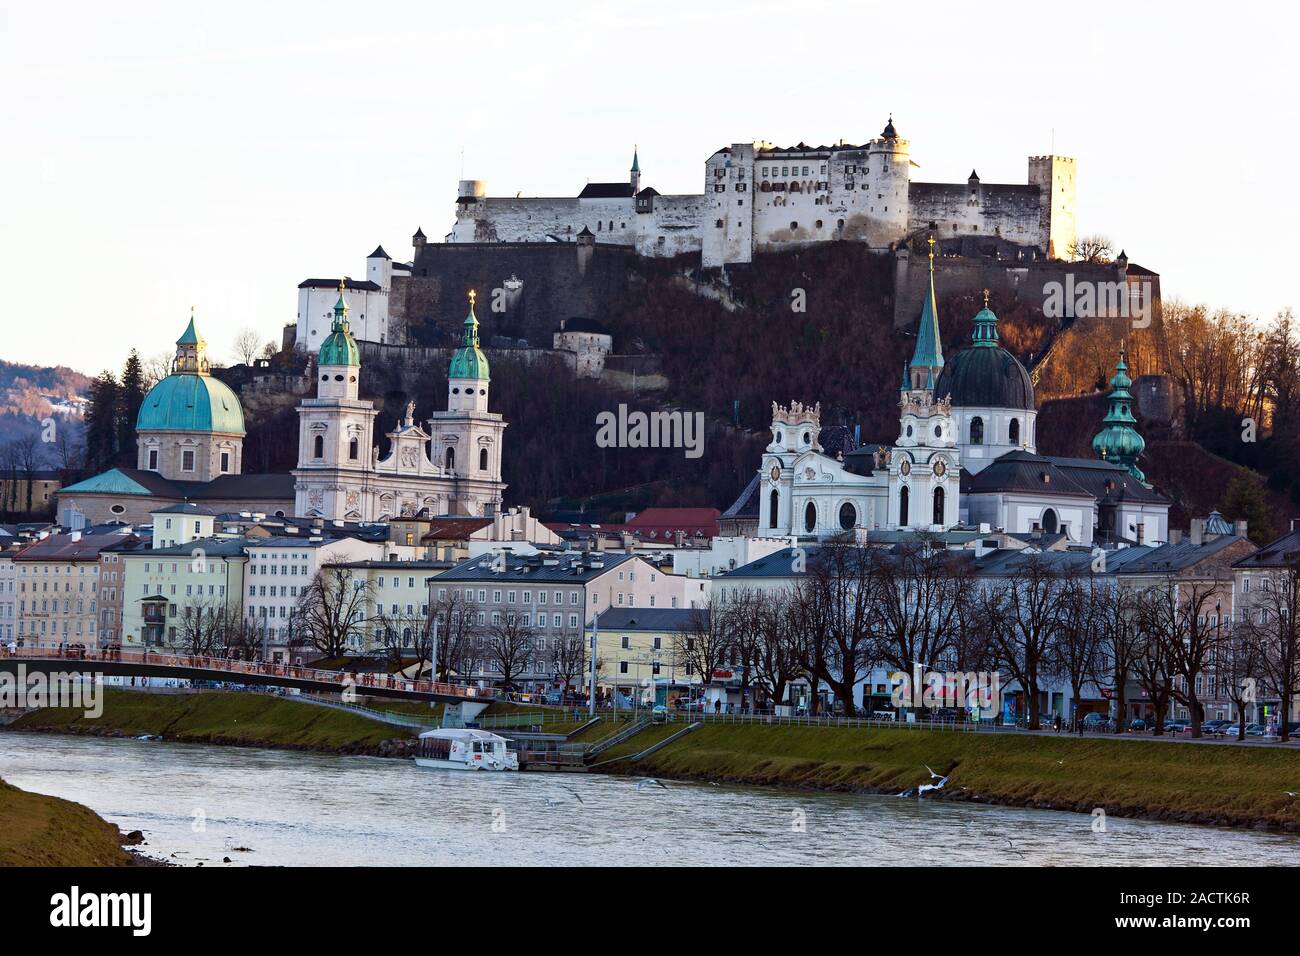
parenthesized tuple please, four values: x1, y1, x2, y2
(449, 118, 1077, 267)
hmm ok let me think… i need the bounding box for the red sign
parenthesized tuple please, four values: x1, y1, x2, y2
(712, 670, 733, 679)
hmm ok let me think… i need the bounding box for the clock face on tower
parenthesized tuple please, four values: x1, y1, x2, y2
(934, 459, 947, 477)
(770, 465, 781, 481)
(900, 459, 911, 476)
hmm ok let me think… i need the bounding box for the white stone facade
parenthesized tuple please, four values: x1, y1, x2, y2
(449, 127, 1076, 268)
(295, 249, 409, 351)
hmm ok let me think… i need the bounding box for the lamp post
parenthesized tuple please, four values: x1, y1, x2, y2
(588, 611, 600, 718)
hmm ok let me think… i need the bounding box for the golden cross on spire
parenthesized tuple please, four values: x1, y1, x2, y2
(927, 234, 935, 259)
(337, 278, 346, 298)
(468, 289, 477, 308)
(982, 288, 990, 307)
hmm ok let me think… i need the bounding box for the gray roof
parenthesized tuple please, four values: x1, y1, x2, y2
(435, 551, 633, 583)
(595, 608, 702, 631)
(1234, 529, 1300, 569)
(122, 536, 251, 558)
(1113, 534, 1249, 575)
(150, 502, 217, 516)
(1045, 456, 1167, 504)
(966, 451, 1095, 498)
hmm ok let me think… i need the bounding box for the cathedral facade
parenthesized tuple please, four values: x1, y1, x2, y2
(756, 242, 1168, 547)
(292, 285, 507, 521)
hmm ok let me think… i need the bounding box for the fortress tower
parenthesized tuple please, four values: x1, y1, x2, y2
(1028, 155, 1077, 259)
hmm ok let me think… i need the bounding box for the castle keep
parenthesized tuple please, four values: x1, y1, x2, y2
(449, 119, 1077, 268)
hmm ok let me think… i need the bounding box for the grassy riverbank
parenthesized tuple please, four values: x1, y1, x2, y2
(0, 778, 136, 866)
(603, 723, 1300, 831)
(6, 690, 412, 755)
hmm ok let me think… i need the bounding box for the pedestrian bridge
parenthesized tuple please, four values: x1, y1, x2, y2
(0, 647, 496, 704)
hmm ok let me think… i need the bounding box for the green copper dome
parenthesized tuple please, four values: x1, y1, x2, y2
(1092, 347, 1146, 481)
(137, 315, 245, 435)
(137, 373, 245, 434)
(319, 287, 360, 367)
(449, 291, 489, 381)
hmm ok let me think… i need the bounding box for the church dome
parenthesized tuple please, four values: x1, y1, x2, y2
(449, 291, 490, 381)
(137, 373, 245, 435)
(319, 285, 360, 367)
(933, 299, 1035, 411)
(934, 346, 1035, 410)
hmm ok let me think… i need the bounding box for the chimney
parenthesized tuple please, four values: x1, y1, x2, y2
(1169, 529, 1183, 545)
(1234, 519, 1249, 538)
(1189, 518, 1205, 547)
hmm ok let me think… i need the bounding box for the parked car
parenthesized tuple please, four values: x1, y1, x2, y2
(1201, 719, 1232, 735)
(1127, 718, 1148, 732)
(1081, 713, 1107, 728)
(1244, 723, 1267, 737)
(1164, 719, 1191, 734)
(674, 697, 705, 712)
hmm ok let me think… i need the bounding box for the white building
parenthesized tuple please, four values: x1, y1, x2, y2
(293, 286, 507, 521)
(450, 123, 1076, 268)
(0, 548, 17, 643)
(295, 246, 410, 351)
(749, 248, 1168, 546)
(242, 535, 384, 656)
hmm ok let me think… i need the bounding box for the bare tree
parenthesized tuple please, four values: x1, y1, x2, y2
(1049, 572, 1106, 730)
(175, 600, 233, 656)
(431, 589, 481, 683)
(295, 567, 374, 659)
(672, 598, 732, 701)
(981, 554, 1067, 730)
(751, 590, 804, 713)
(796, 540, 879, 716)
(484, 613, 537, 690)
(553, 629, 594, 694)
(1140, 578, 1223, 737)
(1240, 561, 1300, 740)
(1068, 234, 1113, 264)
(1095, 584, 1143, 734)
(1132, 589, 1178, 735)
(1220, 623, 1266, 741)
(233, 327, 266, 367)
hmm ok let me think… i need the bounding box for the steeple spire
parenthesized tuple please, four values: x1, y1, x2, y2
(449, 288, 489, 383)
(333, 279, 350, 332)
(908, 235, 944, 389)
(1091, 343, 1146, 482)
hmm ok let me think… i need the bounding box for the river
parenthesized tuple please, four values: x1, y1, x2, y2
(3, 733, 1298, 866)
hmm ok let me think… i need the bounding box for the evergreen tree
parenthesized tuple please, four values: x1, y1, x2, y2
(117, 350, 146, 463)
(1221, 474, 1275, 545)
(85, 370, 120, 473)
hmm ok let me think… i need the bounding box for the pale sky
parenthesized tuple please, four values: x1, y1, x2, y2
(1, 0, 1294, 374)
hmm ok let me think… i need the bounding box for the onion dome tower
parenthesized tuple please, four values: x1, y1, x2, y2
(1092, 345, 1147, 482)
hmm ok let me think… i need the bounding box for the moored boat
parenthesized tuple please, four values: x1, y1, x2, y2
(415, 728, 519, 771)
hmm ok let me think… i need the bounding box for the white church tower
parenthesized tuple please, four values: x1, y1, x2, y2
(425, 290, 507, 516)
(293, 283, 378, 520)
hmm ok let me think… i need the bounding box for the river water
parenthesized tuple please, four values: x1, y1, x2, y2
(3, 733, 1298, 866)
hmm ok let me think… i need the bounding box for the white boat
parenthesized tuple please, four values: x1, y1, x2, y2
(415, 728, 519, 772)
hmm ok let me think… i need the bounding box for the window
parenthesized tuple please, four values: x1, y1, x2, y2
(349, 438, 359, 460)
(804, 501, 816, 533)
(899, 486, 909, 526)
(970, 416, 984, 445)
(313, 435, 324, 459)
(1042, 508, 1059, 535)
(445, 447, 455, 471)
(181, 449, 195, 472)
(933, 487, 945, 526)
(1009, 418, 1021, 445)
(769, 490, 779, 529)
(479, 448, 488, 471)
(839, 502, 856, 530)
(220, 452, 230, 472)
(147, 449, 158, 470)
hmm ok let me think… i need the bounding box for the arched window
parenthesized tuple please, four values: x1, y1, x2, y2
(839, 502, 856, 530)
(899, 486, 909, 527)
(970, 416, 984, 445)
(769, 490, 779, 529)
(933, 487, 945, 526)
(1009, 418, 1021, 446)
(348, 438, 359, 461)
(445, 447, 455, 471)
(804, 501, 817, 533)
(1042, 508, 1059, 534)
(479, 448, 489, 471)
(313, 435, 324, 459)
